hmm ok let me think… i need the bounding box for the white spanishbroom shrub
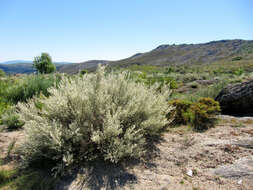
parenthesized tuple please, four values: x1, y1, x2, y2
(18, 66, 173, 174)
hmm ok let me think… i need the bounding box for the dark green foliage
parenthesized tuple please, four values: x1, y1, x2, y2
(169, 98, 220, 131)
(189, 98, 220, 131)
(232, 56, 242, 61)
(5, 75, 59, 104)
(80, 69, 88, 75)
(168, 99, 192, 125)
(33, 53, 56, 74)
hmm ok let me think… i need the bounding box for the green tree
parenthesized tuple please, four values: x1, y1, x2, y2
(33, 53, 56, 74)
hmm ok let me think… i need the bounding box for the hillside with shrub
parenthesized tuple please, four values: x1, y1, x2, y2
(0, 42, 253, 189)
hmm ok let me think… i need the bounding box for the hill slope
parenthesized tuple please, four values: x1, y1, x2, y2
(58, 60, 109, 74)
(1, 40, 252, 74)
(59, 39, 253, 74)
(110, 39, 253, 68)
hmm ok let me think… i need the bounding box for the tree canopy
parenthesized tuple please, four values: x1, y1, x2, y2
(33, 53, 56, 74)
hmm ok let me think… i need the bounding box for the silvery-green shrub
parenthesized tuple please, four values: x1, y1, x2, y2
(2, 107, 24, 130)
(18, 66, 173, 174)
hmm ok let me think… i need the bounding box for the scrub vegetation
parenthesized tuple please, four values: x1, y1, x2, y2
(0, 40, 253, 189)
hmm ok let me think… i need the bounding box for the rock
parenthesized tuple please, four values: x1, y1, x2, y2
(212, 156, 253, 179)
(215, 80, 253, 116)
(186, 169, 193, 177)
(233, 139, 253, 149)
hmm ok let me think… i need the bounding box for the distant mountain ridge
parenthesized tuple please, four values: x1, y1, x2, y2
(0, 60, 33, 64)
(60, 39, 253, 74)
(109, 39, 253, 68)
(0, 61, 73, 74)
(1, 39, 253, 74)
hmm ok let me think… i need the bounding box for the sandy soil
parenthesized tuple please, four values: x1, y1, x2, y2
(1, 116, 253, 190)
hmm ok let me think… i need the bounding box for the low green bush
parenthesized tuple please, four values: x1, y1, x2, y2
(18, 66, 173, 176)
(5, 74, 60, 104)
(168, 99, 192, 125)
(2, 107, 24, 130)
(189, 98, 220, 131)
(80, 69, 88, 75)
(169, 98, 220, 131)
(232, 56, 242, 61)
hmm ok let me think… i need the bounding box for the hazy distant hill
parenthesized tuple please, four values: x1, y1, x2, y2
(1, 60, 33, 64)
(0, 61, 72, 74)
(0, 63, 35, 74)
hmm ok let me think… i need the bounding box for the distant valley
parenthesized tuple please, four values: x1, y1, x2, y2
(0, 61, 72, 74)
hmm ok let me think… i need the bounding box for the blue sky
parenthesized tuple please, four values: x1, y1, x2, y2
(0, 0, 252, 62)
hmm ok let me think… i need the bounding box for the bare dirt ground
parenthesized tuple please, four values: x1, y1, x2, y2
(1, 116, 253, 190)
(121, 116, 253, 190)
(0, 129, 23, 171)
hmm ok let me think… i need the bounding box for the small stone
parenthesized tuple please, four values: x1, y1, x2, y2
(238, 179, 242, 185)
(187, 169, 193, 177)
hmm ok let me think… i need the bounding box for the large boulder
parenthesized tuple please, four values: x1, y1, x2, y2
(215, 80, 253, 116)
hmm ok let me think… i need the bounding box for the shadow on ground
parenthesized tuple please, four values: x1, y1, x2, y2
(55, 137, 162, 190)
(54, 161, 137, 190)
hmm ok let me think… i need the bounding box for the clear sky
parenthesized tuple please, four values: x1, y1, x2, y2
(0, 0, 252, 62)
